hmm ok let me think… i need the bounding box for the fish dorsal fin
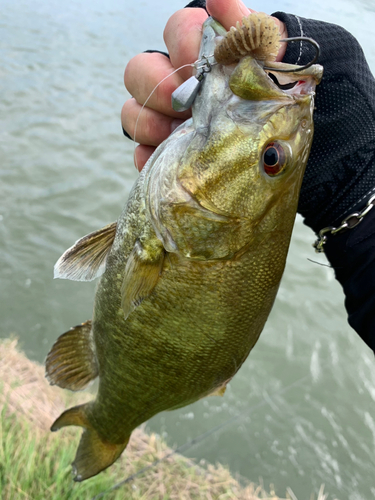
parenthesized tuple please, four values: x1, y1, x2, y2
(45, 320, 98, 391)
(121, 239, 165, 320)
(54, 222, 117, 281)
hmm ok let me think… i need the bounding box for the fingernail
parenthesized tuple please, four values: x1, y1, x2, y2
(171, 119, 185, 133)
(238, 1, 252, 16)
(122, 126, 133, 141)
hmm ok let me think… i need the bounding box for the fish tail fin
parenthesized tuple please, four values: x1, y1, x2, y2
(51, 404, 129, 481)
(46, 320, 99, 391)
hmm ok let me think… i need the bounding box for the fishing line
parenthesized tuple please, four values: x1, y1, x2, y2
(133, 62, 195, 171)
(90, 372, 310, 500)
(307, 258, 333, 268)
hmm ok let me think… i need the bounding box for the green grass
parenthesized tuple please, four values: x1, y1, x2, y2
(0, 406, 260, 500)
(0, 407, 119, 499)
(0, 339, 330, 500)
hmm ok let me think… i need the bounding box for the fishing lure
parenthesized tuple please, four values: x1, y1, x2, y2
(214, 12, 280, 65)
(172, 13, 320, 112)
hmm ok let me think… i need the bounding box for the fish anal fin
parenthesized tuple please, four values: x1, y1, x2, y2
(46, 320, 98, 391)
(121, 239, 165, 319)
(209, 385, 227, 397)
(51, 404, 129, 481)
(54, 221, 117, 282)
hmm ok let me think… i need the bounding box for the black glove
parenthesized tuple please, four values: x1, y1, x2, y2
(272, 13, 375, 353)
(273, 12, 375, 234)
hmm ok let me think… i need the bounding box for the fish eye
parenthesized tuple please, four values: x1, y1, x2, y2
(262, 142, 286, 176)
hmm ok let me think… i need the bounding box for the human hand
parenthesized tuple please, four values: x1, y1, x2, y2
(121, 0, 287, 171)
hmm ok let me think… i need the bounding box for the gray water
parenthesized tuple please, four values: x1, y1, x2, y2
(1, 0, 375, 498)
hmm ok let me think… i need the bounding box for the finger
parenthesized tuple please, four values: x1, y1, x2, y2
(134, 145, 156, 172)
(206, 0, 288, 61)
(164, 8, 209, 81)
(124, 52, 190, 118)
(206, 0, 252, 27)
(121, 98, 186, 146)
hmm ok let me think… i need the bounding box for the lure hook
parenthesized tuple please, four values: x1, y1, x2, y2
(171, 55, 216, 112)
(264, 37, 320, 73)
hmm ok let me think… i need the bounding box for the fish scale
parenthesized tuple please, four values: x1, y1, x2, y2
(46, 13, 323, 481)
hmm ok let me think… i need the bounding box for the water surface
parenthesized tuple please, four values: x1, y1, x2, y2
(1, 1, 375, 498)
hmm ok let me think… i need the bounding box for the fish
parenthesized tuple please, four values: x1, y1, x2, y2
(45, 13, 323, 481)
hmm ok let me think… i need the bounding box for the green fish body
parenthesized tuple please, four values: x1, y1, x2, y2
(46, 15, 323, 481)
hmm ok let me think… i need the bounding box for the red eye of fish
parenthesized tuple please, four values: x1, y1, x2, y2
(263, 142, 286, 176)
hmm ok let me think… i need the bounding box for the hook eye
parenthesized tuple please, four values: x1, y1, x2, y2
(264, 37, 320, 73)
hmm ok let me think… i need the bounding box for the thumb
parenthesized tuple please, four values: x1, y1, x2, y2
(206, 0, 253, 30)
(206, 0, 287, 61)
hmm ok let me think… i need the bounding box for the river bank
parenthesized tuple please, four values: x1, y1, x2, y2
(0, 338, 329, 500)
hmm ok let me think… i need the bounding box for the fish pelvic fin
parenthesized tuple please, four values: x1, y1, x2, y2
(121, 239, 165, 319)
(45, 320, 98, 391)
(51, 404, 129, 481)
(54, 221, 117, 281)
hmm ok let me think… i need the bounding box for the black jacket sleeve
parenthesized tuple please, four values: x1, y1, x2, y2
(184, 3, 375, 353)
(272, 13, 375, 353)
(272, 12, 375, 234)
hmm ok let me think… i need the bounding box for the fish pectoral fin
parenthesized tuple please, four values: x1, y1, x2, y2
(51, 404, 129, 481)
(45, 320, 98, 391)
(54, 221, 117, 281)
(121, 239, 165, 320)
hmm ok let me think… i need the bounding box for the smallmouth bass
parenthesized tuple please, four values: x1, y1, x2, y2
(46, 14, 323, 481)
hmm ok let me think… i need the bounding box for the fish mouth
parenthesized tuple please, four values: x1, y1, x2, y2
(264, 59, 323, 98)
(266, 72, 316, 96)
(227, 56, 322, 104)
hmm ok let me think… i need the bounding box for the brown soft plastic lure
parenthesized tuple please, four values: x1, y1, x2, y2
(214, 12, 280, 65)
